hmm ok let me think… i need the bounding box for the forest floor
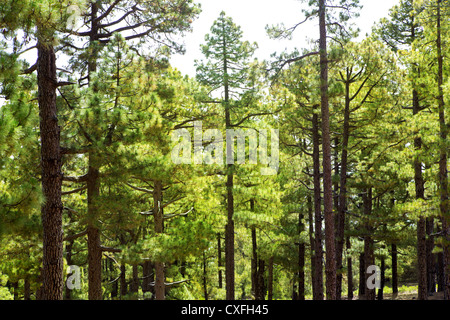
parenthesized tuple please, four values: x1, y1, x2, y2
(347, 283, 446, 300)
(374, 283, 445, 300)
(386, 290, 445, 300)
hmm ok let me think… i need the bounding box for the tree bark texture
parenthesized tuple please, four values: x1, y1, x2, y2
(37, 34, 64, 300)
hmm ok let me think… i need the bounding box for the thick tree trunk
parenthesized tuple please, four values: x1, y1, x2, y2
(318, 0, 336, 300)
(37, 35, 64, 300)
(312, 112, 324, 300)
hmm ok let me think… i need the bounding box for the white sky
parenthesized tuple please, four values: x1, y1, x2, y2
(170, 0, 399, 77)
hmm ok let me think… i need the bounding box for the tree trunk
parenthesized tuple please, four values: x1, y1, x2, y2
(358, 253, 365, 299)
(130, 264, 139, 298)
(298, 211, 305, 300)
(120, 263, 127, 298)
(251, 226, 258, 298)
(336, 71, 351, 299)
(377, 257, 385, 300)
(391, 244, 398, 298)
(307, 194, 318, 298)
(298, 241, 305, 300)
(426, 218, 436, 294)
(346, 236, 353, 300)
(203, 252, 209, 300)
(153, 180, 165, 300)
(268, 257, 274, 300)
(142, 261, 153, 299)
(24, 278, 31, 300)
(436, 0, 449, 300)
(217, 233, 223, 289)
(87, 161, 102, 300)
(312, 112, 324, 300)
(363, 188, 375, 301)
(318, 0, 336, 300)
(412, 85, 428, 300)
(222, 31, 235, 300)
(37, 34, 64, 300)
(110, 259, 118, 299)
(256, 259, 265, 300)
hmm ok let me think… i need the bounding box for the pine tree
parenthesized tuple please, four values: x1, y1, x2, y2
(195, 11, 259, 300)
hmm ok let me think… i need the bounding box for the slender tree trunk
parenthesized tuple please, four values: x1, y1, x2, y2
(142, 260, 152, 299)
(87, 161, 102, 300)
(336, 72, 351, 299)
(256, 259, 265, 300)
(298, 211, 305, 300)
(37, 33, 64, 300)
(24, 278, 31, 300)
(110, 259, 118, 299)
(298, 240, 305, 300)
(130, 264, 139, 298)
(358, 253, 365, 299)
(251, 226, 258, 298)
(217, 233, 223, 289)
(318, 0, 336, 300)
(224, 51, 235, 299)
(268, 257, 274, 300)
(377, 257, 385, 300)
(153, 180, 165, 300)
(436, 0, 449, 300)
(346, 236, 353, 300)
(307, 194, 318, 298)
(363, 188, 375, 301)
(203, 252, 209, 300)
(85, 2, 104, 300)
(413, 87, 427, 300)
(391, 244, 398, 298)
(426, 219, 436, 294)
(312, 112, 324, 300)
(64, 239, 74, 300)
(120, 263, 127, 298)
